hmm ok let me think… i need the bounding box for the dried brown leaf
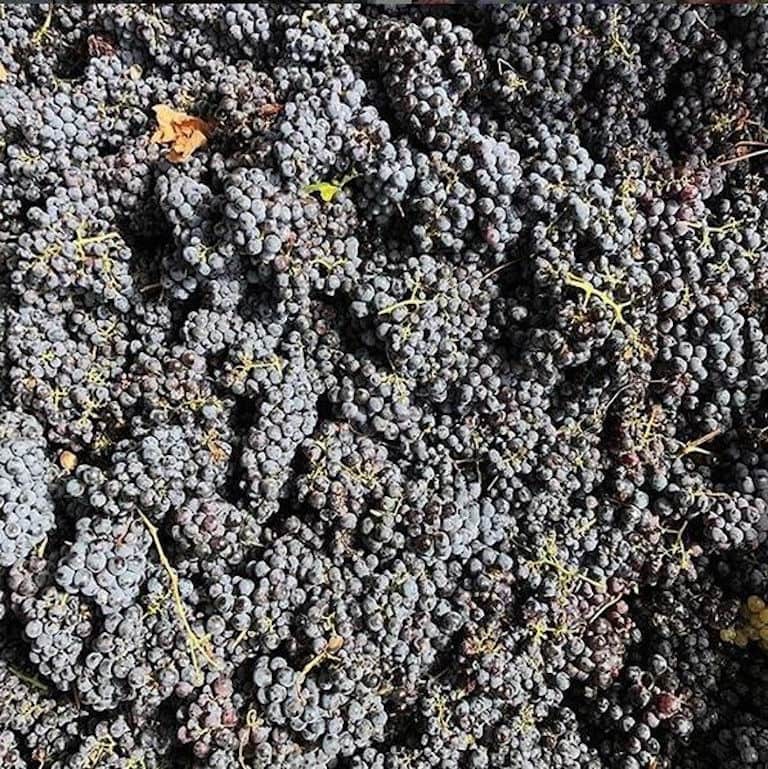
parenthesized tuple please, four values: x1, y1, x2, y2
(0, 63, 7, 83)
(151, 104, 214, 163)
(257, 102, 283, 118)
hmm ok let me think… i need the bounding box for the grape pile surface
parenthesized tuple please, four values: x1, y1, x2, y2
(1, 4, 768, 769)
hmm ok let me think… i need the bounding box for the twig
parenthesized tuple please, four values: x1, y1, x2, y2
(294, 635, 344, 695)
(716, 148, 768, 167)
(7, 665, 49, 692)
(377, 297, 428, 316)
(677, 428, 721, 458)
(32, 3, 54, 46)
(564, 270, 629, 327)
(691, 9, 713, 33)
(238, 709, 261, 769)
(139, 512, 220, 681)
(378, 275, 429, 317)
(480, 259, 521, 283)
(589, 593, 624, 624)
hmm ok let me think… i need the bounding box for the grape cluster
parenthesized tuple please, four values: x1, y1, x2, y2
(0, 412, 55, 567)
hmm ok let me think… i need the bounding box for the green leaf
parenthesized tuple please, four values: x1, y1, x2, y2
(303, 182, 341, 202)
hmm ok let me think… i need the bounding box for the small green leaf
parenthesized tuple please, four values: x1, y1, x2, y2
(303, 182, 341, 202)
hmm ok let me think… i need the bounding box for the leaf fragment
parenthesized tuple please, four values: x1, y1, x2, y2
(0, 63, 7, 83)
(150, 104, 214, 163)
(303, 172, 358, 203)
(257, 102, 283, 118)
(303, 181, 342, 203)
